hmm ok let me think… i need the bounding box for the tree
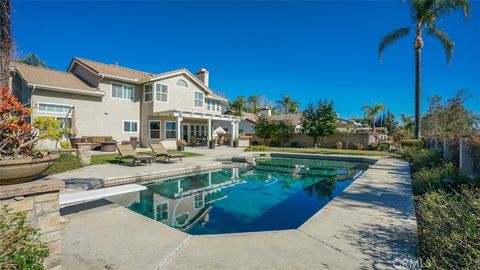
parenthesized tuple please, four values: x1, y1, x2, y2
(302, 100, 337, 147)
(228, 96, 246, 116)
(400, 113, 415, 136)
(383, 111, 398, 134)
(18, 53, 47, 67)
(247, 95, 261, 113)
(362, 103, 385, 133)
(275, 95, 300, 115)
(254, 115, 275, 145)
(0, 0, 11, 86)
(379, 0, 471, 139)
(271, 120, 295, 145)
(421, 90, 479, 137)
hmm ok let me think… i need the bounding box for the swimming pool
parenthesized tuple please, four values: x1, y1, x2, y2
(115, 157, 369, 235)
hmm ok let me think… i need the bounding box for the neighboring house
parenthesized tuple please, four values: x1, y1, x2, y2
(225, 107, 384, 148)
(9, 58, 243, 149)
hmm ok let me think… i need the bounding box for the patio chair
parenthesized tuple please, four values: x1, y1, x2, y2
(116, 144, 153, 166)
(149, 143, 185, 163)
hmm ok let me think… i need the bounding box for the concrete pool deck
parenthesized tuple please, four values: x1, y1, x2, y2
(60, 154, 418, 270)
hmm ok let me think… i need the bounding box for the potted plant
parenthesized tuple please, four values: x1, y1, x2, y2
(208, 139, 216, 149)
(0, 87, 63, 185)
(232, 138, 239, 148)
(176, 139, 186, 151)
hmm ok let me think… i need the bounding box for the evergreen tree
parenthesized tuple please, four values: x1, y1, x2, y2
(302, 100, 337, 147)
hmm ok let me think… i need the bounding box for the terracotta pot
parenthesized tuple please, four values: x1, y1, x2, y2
(0, 154, 60, 185)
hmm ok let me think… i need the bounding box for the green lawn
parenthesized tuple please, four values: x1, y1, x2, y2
(265, 147, 392, 157)
(90, 150, 202, 165)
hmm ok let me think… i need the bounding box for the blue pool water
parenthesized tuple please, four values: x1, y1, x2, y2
(122, 157, 368, 235)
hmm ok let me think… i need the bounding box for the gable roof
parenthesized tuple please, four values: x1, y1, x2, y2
(69, 57, 220, 96)
(10, 62, 100, 95)
(68, 57, 154, 81)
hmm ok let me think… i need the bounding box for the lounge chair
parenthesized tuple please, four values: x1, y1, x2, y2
(116, 144, 153, 166)
(150, 143, 185, 163)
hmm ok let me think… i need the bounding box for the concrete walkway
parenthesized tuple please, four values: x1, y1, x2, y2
(60, 155, 418, 270)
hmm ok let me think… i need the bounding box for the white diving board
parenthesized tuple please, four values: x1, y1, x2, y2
(60, 184, 146, 207)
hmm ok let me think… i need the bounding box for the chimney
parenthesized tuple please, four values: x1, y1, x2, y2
(195, 68, 209, 87)
(260, 107, 272, 117)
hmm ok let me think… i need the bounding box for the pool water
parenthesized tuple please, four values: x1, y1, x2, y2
(120, 157, 368, 235)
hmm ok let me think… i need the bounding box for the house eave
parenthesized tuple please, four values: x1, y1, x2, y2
(28, 83, 105, 97)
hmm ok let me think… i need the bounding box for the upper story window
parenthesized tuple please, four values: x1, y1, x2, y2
(38, 102, 71, 114)
(194, 92, 204, 107)
(155, 83, 168, 102)
(144, 84, 153, 102)
(112, 83, 134, 100)
(176, 79, 188, 88)
(206, 100, 221, 112)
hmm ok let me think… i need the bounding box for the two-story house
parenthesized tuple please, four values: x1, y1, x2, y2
(9, 57, 243, 149)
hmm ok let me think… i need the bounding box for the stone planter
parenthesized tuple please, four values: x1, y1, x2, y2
(208, 140, 215, 149)
(0, 154, 60, 185)
(69, 137, 82, 148)
(177, 145, 185, 151)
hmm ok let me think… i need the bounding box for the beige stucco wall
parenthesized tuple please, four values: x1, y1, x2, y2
(32, 78, 141, 143)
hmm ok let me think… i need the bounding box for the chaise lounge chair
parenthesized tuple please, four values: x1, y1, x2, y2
(116, 144, 153, 166)
(150, 143, 185, 163)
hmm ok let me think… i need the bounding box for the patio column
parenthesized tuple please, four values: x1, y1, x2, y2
(235, 121, 240, 139)
(208, 118, 212, 141)
(231, 121, 236, 146)
(176, 116, 182, 140)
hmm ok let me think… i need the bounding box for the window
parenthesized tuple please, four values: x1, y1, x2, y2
(176, 79, 188, 88)
(200, 125, 205, 137)
(207, 100, 212, 110)
(165, 121, 177, 139)
(155, 202, 168, 221)
(144, 84, 152, 102)
(123, 121, 138, 133)
(155, 83, 168, 102)
(112, 83, 134, 100)
(149, 120, 161, 139)
(206, 100, 221, 112)
(194, 193, 204, 209)
(239, 129, 244, 134)
(194, 92, 204, 107)
(38, 103, 71, 113)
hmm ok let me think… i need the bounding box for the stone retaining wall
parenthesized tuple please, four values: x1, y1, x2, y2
(0, 178, 65, 270)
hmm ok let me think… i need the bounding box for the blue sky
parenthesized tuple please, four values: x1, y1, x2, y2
(11, 1, 480, 119)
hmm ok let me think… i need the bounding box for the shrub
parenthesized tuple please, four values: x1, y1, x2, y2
(400, 147, 443, 171)
(245, 145, 267, 152)
(412, 162, 461, 195)
(335, 141, 343, 149)
(416, 187, 480, 269)
(290, 142, 300, 148)
(60, 140, 71, 149)
(270, 141, 281, 147)
(401, 139, 424, 148)
(378, 142, 390, 151)
(368, 142, 379, 150)
(0, 205, 50, 270)
(353, 143, 364, 150)
(45, 153, 83, 175)
(251, 141, 259, 146)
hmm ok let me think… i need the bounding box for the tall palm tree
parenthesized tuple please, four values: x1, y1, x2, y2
(379, 0, 470, 139)
(247, 95, 261, 113)
(0, 0, 12, 86)
(362, 103, 385, 133)
(228, 96, 246, 116)
(276, 95, 300, 115)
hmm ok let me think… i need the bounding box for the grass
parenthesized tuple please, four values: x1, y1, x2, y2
(264, 147, 392, 156)
(90, 150, 202, 165)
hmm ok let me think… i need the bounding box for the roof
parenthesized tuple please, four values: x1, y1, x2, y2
(207, 92, 228, 102)
(70, 57, 154, 81)
(10, 62, 98, 93)
(271, 113, 303, 125)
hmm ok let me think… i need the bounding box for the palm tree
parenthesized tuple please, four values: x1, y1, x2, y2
(378, 0, 470, 139)
(0, 0, 12, 86)
(247, 95, 261, 113)
(362, 103, 385, 133)
(276, 95, 300, 115)
(228, 96, 246, 116)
